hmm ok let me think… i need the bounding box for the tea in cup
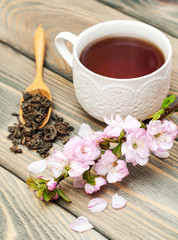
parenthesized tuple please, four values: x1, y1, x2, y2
(55, 20, 172, 122)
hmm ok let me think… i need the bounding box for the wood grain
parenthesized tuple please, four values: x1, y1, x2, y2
(0, 0, 177, 96)
(0, 167, 107, 240)
(0, 42, 177, 240)
(98, 0, 178, 38)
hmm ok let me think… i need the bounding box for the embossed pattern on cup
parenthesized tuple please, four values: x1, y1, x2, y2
(73, 60, 171, 121)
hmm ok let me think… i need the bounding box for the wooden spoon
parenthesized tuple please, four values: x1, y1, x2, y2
(19, 26, 52, 129)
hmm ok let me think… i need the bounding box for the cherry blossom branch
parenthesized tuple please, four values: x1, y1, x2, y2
(159, 103, 178, 120)
(26, 95, 177, 202)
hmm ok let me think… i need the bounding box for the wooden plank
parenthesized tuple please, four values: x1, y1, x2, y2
(0, 167, 107, 240)
(0, 43, 177, 240)
(98, 0, 178, 38)
(0, 0, 177, 96)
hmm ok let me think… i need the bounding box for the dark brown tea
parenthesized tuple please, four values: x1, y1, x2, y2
(80, 36, 165, 78)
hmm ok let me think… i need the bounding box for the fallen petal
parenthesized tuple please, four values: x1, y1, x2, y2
(112, 193, 126, 209)
(88, 198, 107, 212)
(27, 160, 47, 174)
(70, 216, 93, 232)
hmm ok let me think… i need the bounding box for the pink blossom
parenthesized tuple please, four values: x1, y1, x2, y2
(89, 130, 108, 146)
(84, 177, 106, 194)
(36, 191, 44, 200)
(64, 136, 81, 160)
(146, 120, 177, 158)
(95, 150, 117, 175)
(103, 115, 141, 138)
(47, 178, 57, 191)
(47, 150, 69, 178)
(52, 194, 59, 200)
(106, 160, 129, 183)
(38, 176, 51, 180)
(64, 137, 100, 166)
(48, 150, 89, 178)
(73, 176, 86, 188)
(95, 150, 129, 183)
(39, 195, 44, 201)
(122, 128, 150, 166)
(162, 120, 177, 139)
(153, 150, 169, 158)
(104, 115, 123, 138)
(123, 115, 141, 132)
(64, 125, 100, 165)
(73, 138, 100, 164)
(68, 161, 89, 178)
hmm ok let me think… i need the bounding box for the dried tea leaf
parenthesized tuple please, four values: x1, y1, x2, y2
(7, 92, 74, 157)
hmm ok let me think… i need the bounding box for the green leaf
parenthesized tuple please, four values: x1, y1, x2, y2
(57, 190, 71, 202)
(27, 183, 38, 190)
(26, 177, 38, 190)
(63, 172, 69, 178)
(38, 179, 46, 184)
(140, 121, 146, 128)
(43, 189, 52, 202)
(161, 95, 176, 110)
(37, 188, 44, 199)
(102, 138, 118, 143)
(86, 176, 96, 185)
(112, 143, 122, 157)
(83, 170, 96, 185)
(118, 131, 124, 141)
(151, 109, 164, 121)
(83, 170, 89, 180)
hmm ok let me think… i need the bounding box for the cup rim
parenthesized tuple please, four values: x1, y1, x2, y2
(73, 20, 172, 81)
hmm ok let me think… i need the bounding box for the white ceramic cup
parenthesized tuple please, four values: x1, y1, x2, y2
(55, 20, 172, 122)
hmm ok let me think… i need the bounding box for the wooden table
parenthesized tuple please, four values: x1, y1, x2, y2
(0, 1, 177, 239)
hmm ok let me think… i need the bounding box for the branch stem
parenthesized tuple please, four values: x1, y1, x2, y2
(159, 103, 178, 121)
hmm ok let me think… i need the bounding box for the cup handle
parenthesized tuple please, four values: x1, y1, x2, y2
(55, 32, 77, 68)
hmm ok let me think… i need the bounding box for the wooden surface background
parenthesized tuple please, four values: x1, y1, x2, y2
(0, 0, 178, 240)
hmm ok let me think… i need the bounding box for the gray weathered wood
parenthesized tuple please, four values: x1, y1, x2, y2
(0, 167, 107, 240)
(98, 0, 178, 38)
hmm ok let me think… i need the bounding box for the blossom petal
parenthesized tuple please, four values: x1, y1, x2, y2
(88, 198, 107, 212)
(78, 123, 93, 138)
(73, 176, 86, 188)
(51, 167, 63, 178)
(70, 216, 93, 232)
(153, 150, 169, 158)
(123, 115, 141, 130)
(69, 161, 89, 178)
(103, 116, 111, 125)
(112, 193, 126, 209)
(27, 160, 47, 173)
(95, 162, 112, 176)
(108, 127, 123, 138)
(107, 168, 120, 183)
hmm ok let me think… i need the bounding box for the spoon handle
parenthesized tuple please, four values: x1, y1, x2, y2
(34, 26, 45, 78)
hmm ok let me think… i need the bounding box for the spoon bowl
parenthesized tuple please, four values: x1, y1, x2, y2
(19, 26, 52, 129)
